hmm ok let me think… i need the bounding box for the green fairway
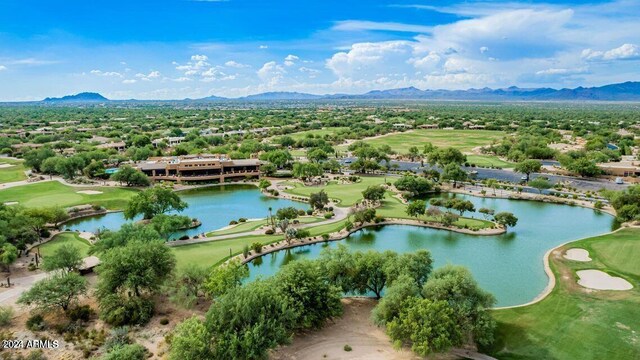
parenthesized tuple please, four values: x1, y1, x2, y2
(172, 234, 282, 271)
(466, 155, 515, 168)
(281, 176, 386, 206)
(488, 228, 640, 360)
(0, 181, 138, 209)
(0, 158, 27, 184)
(206, 216, 324, 236)
(337, 129, 505, 154)
(37, 232, 92, 258)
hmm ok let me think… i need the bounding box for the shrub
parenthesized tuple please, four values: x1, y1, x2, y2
(0, 306, 13, 326)
(26, 314, 46, 331)
(229, 220, 238, 225)
(344, 345, 352, 352)
(243, 245, 250, 258)
(328, 206, 334, 211)
(297, 209, 306, 216)
(251, 242, 263, 253)
(67, 305, 94, 322)
(324, 212, 334, 219)
(102, 344, 147, 360)
(104, 326, 131, 351)
(306, 209, 314, 215)
(99, 295, 154, 326)
(345, 221, 353, 231)
(322, 233, 330, 241)
(264, 229, 275, 235)
(238, 218, 247, 223)
(374, 215, 385, 224)
(178, 235, 189, 241)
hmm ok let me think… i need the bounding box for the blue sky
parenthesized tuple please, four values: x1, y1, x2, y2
(0, 0, 639, 100)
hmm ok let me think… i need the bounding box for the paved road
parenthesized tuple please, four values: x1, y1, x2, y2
(340, 157, 629, 192)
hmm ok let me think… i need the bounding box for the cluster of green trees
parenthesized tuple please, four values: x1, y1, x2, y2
(170, 259, 342, 359)
(604, 185, 640, 222)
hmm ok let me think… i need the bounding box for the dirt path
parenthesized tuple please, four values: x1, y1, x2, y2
(270, 298, 419, 360)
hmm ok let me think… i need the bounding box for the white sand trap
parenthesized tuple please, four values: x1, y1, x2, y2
(0, 164, 15, 168)
(564, 248, 592, 262)
(3, 201, 18, 206)
(76, 190, 103, 195)
(577, 270, 633, 291)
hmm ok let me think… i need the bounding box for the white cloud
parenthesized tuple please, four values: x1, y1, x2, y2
(0, 65, 6, 71)
(135, 70, 161, 81)
(90, 70, 123, 77)
(582, 43, 640, 61)
(480, 46, 489, 54)
(225, 60, 249, 68)
(259, 45, 268, 49)
(284, 54, 299, 66)
(257, 61, 286, 86)
(122, 79, 137, 84)
(175, 55, 211, 75)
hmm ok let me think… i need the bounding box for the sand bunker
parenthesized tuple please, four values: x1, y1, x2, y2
(0, 164, 15, 168)
(577, 270, 633, 290)
(3, 202, 18, 206)
(564, 248, 592, 262)
(76, 190, 103, 195)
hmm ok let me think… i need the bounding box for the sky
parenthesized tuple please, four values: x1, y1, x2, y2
(0, 0, 639, 101)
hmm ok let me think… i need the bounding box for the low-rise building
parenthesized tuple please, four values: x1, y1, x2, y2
(597, 160, 640, 177)
(137, 154, 261, 183)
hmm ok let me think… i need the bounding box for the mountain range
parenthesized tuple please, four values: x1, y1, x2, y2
(39, 81, 640, 102)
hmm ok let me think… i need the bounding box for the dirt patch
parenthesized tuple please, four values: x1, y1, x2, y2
(76, 190, 103, 195)
(0, 163, 16, 168)
(576, 270, 633, 291)
(270, 298, 419, 360)
(563, 248, 591, 262)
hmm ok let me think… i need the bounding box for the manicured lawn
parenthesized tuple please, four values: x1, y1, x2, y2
(0, 158, 27, 184)
(0, 181, 138, 209)
(37, 232, 92, 258)
(282, 176, 386, 207)
(172, 234, 282, 271)
(488, 228, 640, 360)
(337, 129, 506, 153)
(466, 155, 515, 168)
(206, 216, 324, 236)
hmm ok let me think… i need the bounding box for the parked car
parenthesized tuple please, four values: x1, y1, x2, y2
(615, 177, 624, 185)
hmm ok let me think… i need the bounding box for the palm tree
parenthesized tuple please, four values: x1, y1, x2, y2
(268, 207, 275, 230)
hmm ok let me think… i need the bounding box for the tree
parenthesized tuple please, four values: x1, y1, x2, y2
(124, 186, 188, 220)
(101, 344, 147, 360)
(24, 147, 56, 172)
(42, 244, 83, 273)
(97, 239, 176, 299)
(441, 212, 459, 227)
(494, 212, 518, 228)
(407, 146, 421, 161)
(260, 149, 293, 169)
(258, 179, 271, 190)
(274, 260, 343, 329)
(425, 206, 443, 220)
(292, 162, 323, 181)
(18, 273, 88, 312)
(169, 316, 213, 360)
(351, 250, 396, 298)
(150, 214, 193, 239)
(387, 297, 460, 356)
(514, 159, 542, 181)
(566, 157, 601, 177)
(422, 265, 496, 347)
(111, 165, 150, 187)
(362, 185, 385, 204)
(167, 264, 209, 308)
(440, 163, 467, 188)
(0, 242, 18, 272)
(205, 260, 249, 298)
(91, 223, 162, 254)
(353, 208, 376, 225)
(307, 148, 328, 163)
(485, 178, 499, 195)
(372, 274, 420, 325)
(406, 200, 426, 219)
(428, 147, 466, 167)
(478, 207, 495, 220)
(450, 199, 475, 216)
(394, 176, 432, 198)
(276, 206, 299, 220)
(205, 279, 297, 359)
(528, 177, 552, 194)
(309, 190, 329, 210)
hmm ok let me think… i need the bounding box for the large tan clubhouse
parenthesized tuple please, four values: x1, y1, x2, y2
(137, 154, 261, 183)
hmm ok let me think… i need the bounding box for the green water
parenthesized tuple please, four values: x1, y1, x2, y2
(247, 194, 614, 307)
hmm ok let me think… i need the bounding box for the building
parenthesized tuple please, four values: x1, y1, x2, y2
(137, 154, 261, 183)
(97, 141, 127, 152)
(597, 160, 640, 177)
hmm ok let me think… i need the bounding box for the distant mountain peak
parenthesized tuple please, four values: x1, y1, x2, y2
(43, 92, 108, 102)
